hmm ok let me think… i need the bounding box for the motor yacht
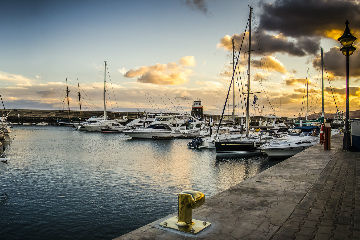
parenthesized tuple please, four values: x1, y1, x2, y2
(124, 123, 173, 139)
(260, 135, 319, 158)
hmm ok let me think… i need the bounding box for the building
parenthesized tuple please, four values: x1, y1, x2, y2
(191, 100, 203, 119)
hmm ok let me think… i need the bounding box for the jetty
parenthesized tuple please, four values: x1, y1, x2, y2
(115, 133, 359, 239)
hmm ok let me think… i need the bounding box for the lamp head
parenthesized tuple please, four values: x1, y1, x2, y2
(338, 20, 357, 48)
(340, 46, 357, 56)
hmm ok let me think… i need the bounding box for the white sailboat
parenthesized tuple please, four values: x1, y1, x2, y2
(214, 7, 268, 156)
(82, 61, 125, 132)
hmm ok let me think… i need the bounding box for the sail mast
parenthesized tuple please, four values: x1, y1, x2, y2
(232, 38, 235, 123)
(77, 80, 81, 111)
(103, 61, 107, 120)
(66, 78, 70, 120)
(306, 76, 309, 121)
(321, 48, 324, 123)
(246, 7, 252, 137)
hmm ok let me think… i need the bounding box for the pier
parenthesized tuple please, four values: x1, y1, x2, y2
(115, 133, 359, 239)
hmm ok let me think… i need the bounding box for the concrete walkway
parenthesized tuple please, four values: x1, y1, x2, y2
(115, 134, 360, 240)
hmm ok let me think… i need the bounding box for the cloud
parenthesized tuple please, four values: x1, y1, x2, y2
(4, 100, 56, 110)
(325, 86, 360, 97)
(195, 80, 223, 89)
(253, 72, 272, 82)
(313, 47, 360, 77)
(285, 78, 308, 86)
(180, 56, 196, 67)
(217, 32, 320, 57)
(294, 88, 320, 94)
(175, 91, 192, 100)
(36, 90, 57, 98)
(118, 67, 127, 75)
(258, 0, 360, 39)
(185, 0, 208, 14)
(0, 71, 33, 86)
(124, 59, 194, 85)
(252, 56, 286, 73)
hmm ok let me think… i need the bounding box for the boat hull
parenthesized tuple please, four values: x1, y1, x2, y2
(124, 130, 173, 139)
(261, 145, 312, 158)
(215, 141, 262, 156)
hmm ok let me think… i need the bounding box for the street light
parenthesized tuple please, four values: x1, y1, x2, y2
(338, 20, 357, 151)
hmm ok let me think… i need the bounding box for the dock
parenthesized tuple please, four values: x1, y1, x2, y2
(115, 133, 359, 239)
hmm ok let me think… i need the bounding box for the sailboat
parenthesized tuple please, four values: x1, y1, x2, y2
(82, 61, 125, 132)
(215, 7, 270, 156)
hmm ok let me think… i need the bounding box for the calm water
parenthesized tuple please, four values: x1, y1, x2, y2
(0, 126, 279, 240)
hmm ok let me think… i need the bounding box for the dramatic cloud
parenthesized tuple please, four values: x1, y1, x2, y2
(185, 0, 208, 14)
(217, 32, 320, 57)
(325, 86, 360, 97)
(124, 58, 195, 85)
(252, 56, 286, 73)
(313, 47, 360, 77)
(258, 0, 360, 39)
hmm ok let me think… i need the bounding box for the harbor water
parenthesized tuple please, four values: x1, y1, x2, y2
(0, 126, 280, 240)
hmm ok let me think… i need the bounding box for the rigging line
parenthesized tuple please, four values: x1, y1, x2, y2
(107, 70, 119, 111)
(323, 62, 340, 113)
(216, 15, 250, 136)
(80, 89, 99, 110)
(157, 93, 171, 113)
(164, 93, 179, 112)
(173, 96, 185, 113)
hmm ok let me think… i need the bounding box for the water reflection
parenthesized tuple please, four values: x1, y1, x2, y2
(0, 126, 279, 240)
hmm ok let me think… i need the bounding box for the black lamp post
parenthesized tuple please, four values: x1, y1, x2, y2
(338, 20, 357, 151)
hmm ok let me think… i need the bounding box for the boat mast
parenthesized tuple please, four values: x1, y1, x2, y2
(246, 7, 252, 137)
(77, 80, 81, 111)
(232, 38, 235, 123)
(306, 76, 309, 121)
(103, 61, 107, 120)
(66, 78, 70, 120)
(321, 48, 324, 123)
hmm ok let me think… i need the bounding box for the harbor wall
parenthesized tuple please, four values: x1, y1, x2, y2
(114, 134, 344, 240)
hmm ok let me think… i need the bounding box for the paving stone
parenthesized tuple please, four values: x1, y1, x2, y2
(317, 225, 333, 235)
(314, 233, 333, 240)
(302, 220, 318, 229)
(318, 219, 335, 227)
(297, 227, 316, 237)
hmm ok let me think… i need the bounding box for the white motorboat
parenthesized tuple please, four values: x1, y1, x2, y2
(101, 122, 126, 133)
(124, 123, 173, 139)
(260, 135, 319, 158)
(83, 119, 122, 132)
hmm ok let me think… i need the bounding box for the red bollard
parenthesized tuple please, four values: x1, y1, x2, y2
(320, 124, 324, 144)
(324, 122, 331, 150)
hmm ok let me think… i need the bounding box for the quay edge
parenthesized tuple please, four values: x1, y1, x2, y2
(114, 134, 358, 239)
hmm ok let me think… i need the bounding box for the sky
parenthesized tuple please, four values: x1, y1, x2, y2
(0, 0, 359, 118)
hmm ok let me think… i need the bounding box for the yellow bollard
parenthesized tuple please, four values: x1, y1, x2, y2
(177, 190, 205, 226)
(160, 190, 211, 234)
